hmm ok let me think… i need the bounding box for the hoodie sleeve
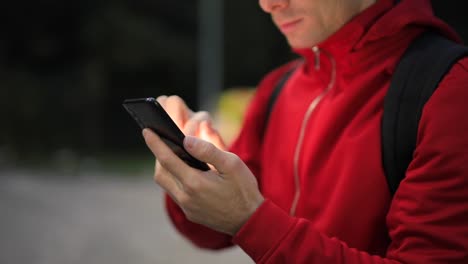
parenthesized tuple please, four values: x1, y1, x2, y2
(164, 62, 297, 250)
(232, 58, 468, 263)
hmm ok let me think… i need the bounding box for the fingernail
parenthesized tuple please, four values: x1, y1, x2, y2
(184, 136, 196, 149)
(142, 129, 149, 138)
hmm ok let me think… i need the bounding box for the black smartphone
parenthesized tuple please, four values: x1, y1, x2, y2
(122, 97, 210, 171)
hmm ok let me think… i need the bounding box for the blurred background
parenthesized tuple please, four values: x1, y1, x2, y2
(0, 1, 466, 263)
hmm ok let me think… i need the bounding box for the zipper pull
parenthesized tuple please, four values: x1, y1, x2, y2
(312, 46, 320, 70)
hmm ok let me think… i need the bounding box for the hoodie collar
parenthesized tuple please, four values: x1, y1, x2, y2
(293, 0, 460, 65)
(294, 0, 395, 61)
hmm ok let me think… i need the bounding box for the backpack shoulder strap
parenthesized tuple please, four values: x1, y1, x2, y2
(382, 32, 468, 195)
(262, 62, 301, 135)
(264, 68, 295, 126)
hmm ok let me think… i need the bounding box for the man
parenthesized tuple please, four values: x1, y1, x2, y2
(143, 0, 468, 262)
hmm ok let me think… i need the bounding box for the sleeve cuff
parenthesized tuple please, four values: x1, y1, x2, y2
(165, 194, 233, 249)
(232, 199, 297, 262)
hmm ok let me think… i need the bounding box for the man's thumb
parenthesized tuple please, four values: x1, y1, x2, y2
(184, 136, 232, 173)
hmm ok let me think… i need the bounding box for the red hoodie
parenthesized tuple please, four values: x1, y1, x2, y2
(165, 0, 468, 263)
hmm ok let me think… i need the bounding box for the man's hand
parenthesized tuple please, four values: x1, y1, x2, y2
(156, 95, 226, 149)
(156, 95, 192, 130)
(143, 128, 264, 235)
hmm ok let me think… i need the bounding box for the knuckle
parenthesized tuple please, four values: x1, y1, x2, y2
(178, 193, 191, 208)
(196, 111, 211, 120)
(154, 169, 168, 184)
(187, 111, 210, 127)
(224, 152, 243, 172)
(200, 141, 215, 156)
(154, 160, 160, 171)
(153, 164, 165, 184)
(155, 153, 171, 168)
(153, 171, 163, 184)
(183, 177, 202, 195)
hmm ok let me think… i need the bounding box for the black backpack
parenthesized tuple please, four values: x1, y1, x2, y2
(263, 32, 468, 196)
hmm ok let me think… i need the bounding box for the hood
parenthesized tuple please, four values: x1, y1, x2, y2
(293, 0, 461, 61)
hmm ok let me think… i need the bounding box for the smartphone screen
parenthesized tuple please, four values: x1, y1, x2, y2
(123, 97, 210, 171)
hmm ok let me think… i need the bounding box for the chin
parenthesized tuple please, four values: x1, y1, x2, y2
(290, 43, 311, 49)
(287, 40, 315, 49)
(287, 35, 324, 49)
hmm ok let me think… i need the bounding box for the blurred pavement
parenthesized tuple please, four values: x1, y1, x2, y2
(0, 171, 253, 264)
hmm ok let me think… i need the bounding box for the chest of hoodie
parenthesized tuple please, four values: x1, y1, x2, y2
(259, 49, 393, 217)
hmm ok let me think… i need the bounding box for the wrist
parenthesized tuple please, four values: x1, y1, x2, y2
(231, 195, 265, 236)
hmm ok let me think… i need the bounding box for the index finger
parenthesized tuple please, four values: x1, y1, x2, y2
(163, 95, 194, 130)
(183, 136, 240, 175)
(143, 128, 197, 187)
(156, 95, 168, 108)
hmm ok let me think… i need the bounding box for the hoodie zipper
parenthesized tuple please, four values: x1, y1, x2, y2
(290, 46, 337, 216)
